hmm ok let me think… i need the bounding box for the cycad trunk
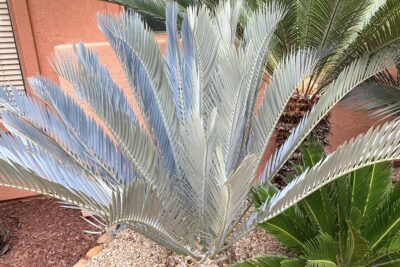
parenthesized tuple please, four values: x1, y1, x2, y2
(273, 93, 331, 187)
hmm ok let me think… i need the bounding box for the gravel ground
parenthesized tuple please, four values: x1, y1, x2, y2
(87, 228, 288, 267)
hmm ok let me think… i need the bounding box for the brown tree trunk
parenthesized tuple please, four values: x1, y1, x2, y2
(273, 93, 331, 187)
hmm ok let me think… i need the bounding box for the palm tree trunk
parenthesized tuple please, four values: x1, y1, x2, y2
(273, 93, 331, 187)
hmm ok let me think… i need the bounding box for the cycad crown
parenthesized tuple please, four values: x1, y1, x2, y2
(0, 1, 399, 260)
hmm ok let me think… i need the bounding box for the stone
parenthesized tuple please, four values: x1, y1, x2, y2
(73, 259, 88, 267)
(85, 245, 103, 258)
(97, 233, 113, 244)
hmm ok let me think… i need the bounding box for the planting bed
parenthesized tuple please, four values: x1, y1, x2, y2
(0, 166, 398, 267)
(87, 227, 288, 267)
(0, 197, 97, 266)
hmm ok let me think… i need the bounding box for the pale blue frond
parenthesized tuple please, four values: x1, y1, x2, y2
(97, 12, 180, 176)
(29, 77, 138, 185)
(180, 13, 195, 116)
(186, 6, 221, 123)
(52, 44, 171, 191)
(0, 88, 97, 173)
(166, 2, 186, 125)
(0, 133, 112, 206)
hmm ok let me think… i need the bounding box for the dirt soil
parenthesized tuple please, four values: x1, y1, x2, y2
(0, 197, 98, 267)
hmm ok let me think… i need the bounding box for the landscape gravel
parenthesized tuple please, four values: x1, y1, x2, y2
(87, 228, 288, 267)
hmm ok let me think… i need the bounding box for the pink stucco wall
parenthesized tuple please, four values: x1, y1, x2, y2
(0, 0, 121, 202)
(12, 0, 121, 82)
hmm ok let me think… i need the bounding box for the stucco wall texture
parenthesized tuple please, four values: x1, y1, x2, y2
(0, 0, 396, 201)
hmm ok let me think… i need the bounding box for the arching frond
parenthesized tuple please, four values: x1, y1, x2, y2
(52, 45, 171, 191)
(0, 133, 112, 209)
(250, 48, 319, 157)
(0, 158, 107, 216)
(97, 12, 180, 175)
(261, 50, 399, 183)
(231, 119, 400, 243)
(28, 78, 137, 185)
(241, 2, 285, 131)
(108, 180, 196, 257)
(338, 0, 400, 65)
(264, 119, 400, 225)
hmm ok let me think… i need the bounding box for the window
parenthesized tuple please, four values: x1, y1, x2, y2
(0, 0, 25, 92)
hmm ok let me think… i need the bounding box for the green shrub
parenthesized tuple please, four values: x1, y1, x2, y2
(242, 141, 400, 266)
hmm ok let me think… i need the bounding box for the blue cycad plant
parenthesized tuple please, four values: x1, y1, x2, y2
(0, 1, 400, 260)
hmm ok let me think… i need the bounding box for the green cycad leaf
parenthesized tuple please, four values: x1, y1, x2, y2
(303, 233, 338, 267)
(335, 174, 351, 258)
(260, 213, 310, 252)
(297, 0, 369, 50)
(282, 258, 308, 267)
(234, 255, 291, 267)
(306, 261, 337, 267)
(101, 0, 170, 21)
(341, 0, 400, 60)
(369, 251, 400, 267)
(299, 187, 337, 237)
(251, 184, 278, 209)
(364, 185, 400, 253)
(300, 140, 325, 169)
(344, 222, 369, 267)
(297, 141, 337, 236)
(359, 163, 392, 221)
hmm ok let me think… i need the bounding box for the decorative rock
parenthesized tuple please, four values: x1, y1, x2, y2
(73, 259, 88, 267)
(97, 233, 113, 244)
(185, 256, 194, 266)
(85, 245, 103, 258)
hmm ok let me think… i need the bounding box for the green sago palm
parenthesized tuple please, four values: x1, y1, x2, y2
(239, 141, 400, 266)
(0, 1, 399, 261)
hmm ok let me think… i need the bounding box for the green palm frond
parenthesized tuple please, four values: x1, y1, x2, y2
(260, 212, 312, 252)
(234, 255, 294, 267)
(358, 163, 392, 221)
(363, 191, 400, 253)
(244, 141, 400, 266)
(303, 233, 338, 267)
(344, 222, 369, 266)
(369, 252, 400, 267)
(101, 0, 171, 20)
(337, 0, 400, 67)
